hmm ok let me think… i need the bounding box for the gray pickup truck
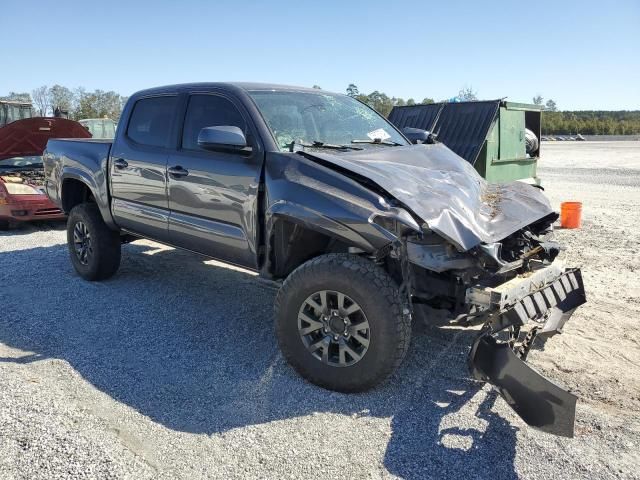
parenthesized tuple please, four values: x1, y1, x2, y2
(44, 83, 586, 436)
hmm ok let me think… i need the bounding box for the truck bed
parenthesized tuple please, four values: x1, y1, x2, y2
(44, 138, 114, 226)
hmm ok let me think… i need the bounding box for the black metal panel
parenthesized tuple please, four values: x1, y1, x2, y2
(388, 104, 442, 132)
(389, 100, 501, 165)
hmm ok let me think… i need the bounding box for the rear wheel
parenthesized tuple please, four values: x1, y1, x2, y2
(67, 203, 121, 281)
(275, 254, 411, 392)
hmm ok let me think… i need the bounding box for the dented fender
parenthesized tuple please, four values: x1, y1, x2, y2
(263, 151, 418, 266)
(265, 200, 381, 252)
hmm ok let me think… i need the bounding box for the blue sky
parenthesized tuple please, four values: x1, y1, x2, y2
(4, 0, 639, 110)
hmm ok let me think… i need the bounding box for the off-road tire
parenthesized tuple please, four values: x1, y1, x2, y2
(275, 253, 411, 392)
(0, 220, 10, 230)
(67, 203, 121, 281)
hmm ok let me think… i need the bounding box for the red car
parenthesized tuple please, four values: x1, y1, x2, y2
(0, 117, 91, 229)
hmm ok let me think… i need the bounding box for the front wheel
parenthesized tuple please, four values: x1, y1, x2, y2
(67, 203, 121, 281)
(275, 254, 411, 392)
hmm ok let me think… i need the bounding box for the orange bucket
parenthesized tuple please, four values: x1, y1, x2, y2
(560, 202, 582, 229)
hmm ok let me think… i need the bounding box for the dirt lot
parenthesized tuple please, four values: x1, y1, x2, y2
(0, 141, 638, 479)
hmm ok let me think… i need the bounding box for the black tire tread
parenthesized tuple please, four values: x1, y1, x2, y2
(67, 203, 121, 281)
(275, 253, 411, 392)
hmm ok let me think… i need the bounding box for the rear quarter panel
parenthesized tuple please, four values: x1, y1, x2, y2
(43, 138, 116, 228)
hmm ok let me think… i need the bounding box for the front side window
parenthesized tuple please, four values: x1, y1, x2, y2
(182, 94, 247, 151)
(127, 96, 178, 147)
(248, 90, 409, 151)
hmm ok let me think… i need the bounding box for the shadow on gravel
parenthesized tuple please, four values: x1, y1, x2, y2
(0, 241, 518, 479)
(0, 220, 66, 237)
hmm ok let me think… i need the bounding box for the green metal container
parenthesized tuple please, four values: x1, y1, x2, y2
(388, 100, 543, 184)
(474, 102, 543, 184)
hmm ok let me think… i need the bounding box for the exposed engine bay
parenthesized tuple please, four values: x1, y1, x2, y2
(0, 169, 46, 187)
(391, 212, 586, 437)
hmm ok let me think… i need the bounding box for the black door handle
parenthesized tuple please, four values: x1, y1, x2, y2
(168, 166, 189, 177)
(113, 158, 128, 169)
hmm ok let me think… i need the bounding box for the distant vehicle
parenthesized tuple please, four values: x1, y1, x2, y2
(44, 82, 586, 437)
(576, 134, 586, 141)
(0, 100, 34, 127)
(78, 118, 117, 139)
(0, 117, 91, 229)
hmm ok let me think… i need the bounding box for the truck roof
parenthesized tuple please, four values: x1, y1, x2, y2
(131, 82, 340, 97)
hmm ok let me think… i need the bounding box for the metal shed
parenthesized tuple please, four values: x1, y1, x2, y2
(0, 100, 34, 127)
(388, 100, 543, 184)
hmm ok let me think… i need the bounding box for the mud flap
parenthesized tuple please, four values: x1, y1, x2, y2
(469, 334, 577, 437)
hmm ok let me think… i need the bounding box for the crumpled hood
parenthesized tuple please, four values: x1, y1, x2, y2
(301, 143, 554, 251)
(0, 117, 91, 160)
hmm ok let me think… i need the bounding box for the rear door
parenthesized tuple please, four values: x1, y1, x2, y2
(110, 95, 178, 241)
(166, 92, 263, 268)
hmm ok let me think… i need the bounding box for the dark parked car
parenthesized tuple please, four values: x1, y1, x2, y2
(44, 83, 586, 436)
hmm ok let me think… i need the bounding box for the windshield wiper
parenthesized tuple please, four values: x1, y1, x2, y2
(287, 140, 363, 152)
(351, 139, 403, 146)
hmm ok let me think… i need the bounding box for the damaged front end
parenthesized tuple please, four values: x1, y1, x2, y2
(277, 143, 587, 436)
(403, 217, 586, 437)
(465, 265, 586, 437)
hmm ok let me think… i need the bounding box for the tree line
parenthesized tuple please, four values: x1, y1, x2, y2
(541, 111, 640, 135)
(1, 86, 127, 121)
(2, 84, 639, 135)
(345, 83, 437, 117)
(348, 84, 640, 136)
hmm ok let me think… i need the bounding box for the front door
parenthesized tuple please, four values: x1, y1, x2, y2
(167, 93, 263, 268)
(110, 95, 179, 241)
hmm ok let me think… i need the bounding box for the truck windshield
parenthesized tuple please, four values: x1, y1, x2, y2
(248, 90, 409, 151)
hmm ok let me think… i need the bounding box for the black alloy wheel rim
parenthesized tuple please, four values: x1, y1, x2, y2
(73, 221, 93, 265)
(298, 290, 370, 367)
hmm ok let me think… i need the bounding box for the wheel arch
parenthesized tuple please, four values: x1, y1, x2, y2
(263, 202, 384, 279)
(60, 170, 117, 229)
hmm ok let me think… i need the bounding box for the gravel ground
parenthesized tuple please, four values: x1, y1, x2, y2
(1, 142, 639, 479)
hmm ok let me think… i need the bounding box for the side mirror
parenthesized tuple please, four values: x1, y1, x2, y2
(402, 127, 436, 145)
(197, 126, 250, 152)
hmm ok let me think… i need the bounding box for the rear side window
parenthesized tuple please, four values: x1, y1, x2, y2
(182, 94, 247, 151)
(127, 96, 178, 147)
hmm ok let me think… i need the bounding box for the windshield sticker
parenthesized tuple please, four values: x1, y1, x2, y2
(366, 128, 391, 141)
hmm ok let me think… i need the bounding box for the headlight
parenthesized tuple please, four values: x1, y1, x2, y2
(4, 182, 42, 195)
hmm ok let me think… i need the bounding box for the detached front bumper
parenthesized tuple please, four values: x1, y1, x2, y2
(466, 265, 586, 437)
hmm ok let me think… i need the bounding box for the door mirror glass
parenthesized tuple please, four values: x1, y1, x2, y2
(197, 126, 248, 152)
